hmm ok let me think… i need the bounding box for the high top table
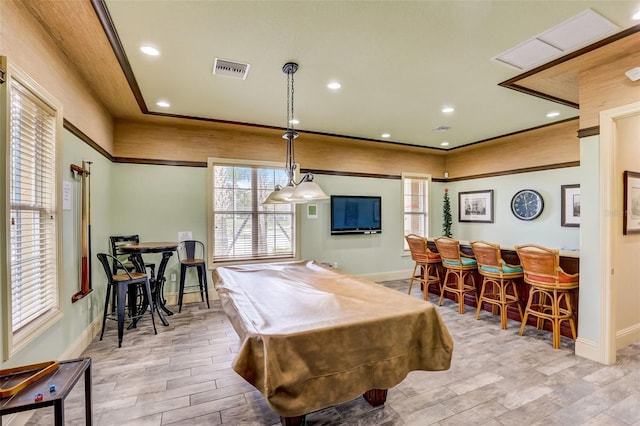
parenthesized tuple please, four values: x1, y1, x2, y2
(214, 261, 454, 425)
(120, 242, 180, 326)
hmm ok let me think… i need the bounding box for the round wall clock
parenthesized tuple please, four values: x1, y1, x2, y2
(510, 189, 544, 221)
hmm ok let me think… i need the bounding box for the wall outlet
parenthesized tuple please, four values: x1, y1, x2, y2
(170, 273, 176, 282)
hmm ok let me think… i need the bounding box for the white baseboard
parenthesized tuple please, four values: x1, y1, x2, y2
(61, 314, 103, 359)
(616, 323, 640, 349)
(163, 288, 220, 307)
(358, 269, 412, 283)
(575, 337, 603, 363)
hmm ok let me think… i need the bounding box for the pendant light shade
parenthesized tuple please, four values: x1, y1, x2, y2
(291, 174, 329, 201)
(263, 62, 329, 204)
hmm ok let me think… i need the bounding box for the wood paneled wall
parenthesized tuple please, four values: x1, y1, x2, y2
(579, 50, 640, 129)
(1, 1, 114, 152)
(114, 117, 447, 177)
(444, 119, 579, 179)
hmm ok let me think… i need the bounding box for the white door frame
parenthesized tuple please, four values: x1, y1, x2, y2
(599, 101, 640, 365)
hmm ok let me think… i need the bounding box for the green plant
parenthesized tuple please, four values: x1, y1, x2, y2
(442, 188, 452, 237)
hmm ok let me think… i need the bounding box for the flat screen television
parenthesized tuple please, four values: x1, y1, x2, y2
(331, 195, 382, 235)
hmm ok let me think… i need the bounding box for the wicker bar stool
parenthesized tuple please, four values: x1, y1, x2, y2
(515, 244, 579, 349)
(434, 237, 478, 314)
(405, 234, 441, 301)
(471, 241, 524, 329)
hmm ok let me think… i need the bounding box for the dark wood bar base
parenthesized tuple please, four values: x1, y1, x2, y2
(279, 388, 388, 425)
(426, 242, 579, 338)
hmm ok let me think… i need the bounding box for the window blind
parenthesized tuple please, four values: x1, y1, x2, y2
(211, 164, 295, 262)
(8, 78, 59, 333)
(403, 174, 430, 248)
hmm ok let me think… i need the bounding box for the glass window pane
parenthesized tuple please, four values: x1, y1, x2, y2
(211, 164, 295, 262)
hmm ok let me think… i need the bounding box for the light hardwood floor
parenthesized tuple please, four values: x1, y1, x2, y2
(22, 279, 640, 425)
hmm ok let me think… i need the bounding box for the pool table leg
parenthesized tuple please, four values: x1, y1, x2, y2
(280, 415, 306, 425)
(278, 388, 387, 425)
(363, 388, 388, 406)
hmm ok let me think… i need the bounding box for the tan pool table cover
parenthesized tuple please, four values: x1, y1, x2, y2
(213, 261, 454, 417)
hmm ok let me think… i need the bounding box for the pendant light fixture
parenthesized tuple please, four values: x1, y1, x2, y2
(263, 62, 329, 204)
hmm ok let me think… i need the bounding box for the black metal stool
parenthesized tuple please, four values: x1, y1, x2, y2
(177, 240, 210, 312)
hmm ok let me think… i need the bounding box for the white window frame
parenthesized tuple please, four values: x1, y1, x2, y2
(2, 58, 63, 359)
(402, 172, 431, 252)
(207, 157, 299, 266)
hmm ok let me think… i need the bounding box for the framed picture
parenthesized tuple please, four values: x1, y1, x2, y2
(458, 190, 494, 223)
(624, 171, 640, 234)
(561, 184, 580, 227)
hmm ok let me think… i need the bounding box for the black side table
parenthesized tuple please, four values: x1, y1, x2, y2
(0, 358, 92, 426)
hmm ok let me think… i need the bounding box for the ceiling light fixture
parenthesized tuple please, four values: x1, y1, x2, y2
(263, 62, 329, 204)
(546, 111, 560, 118)
(633, 10, 640, 20)
(441, 106, 455, 113)
(381, 133, 391, 138)
(327, 82, 341, 90)
(140, 46, 160, 56)
(156, 100, 170, 108)
(440, 141, 450, 147)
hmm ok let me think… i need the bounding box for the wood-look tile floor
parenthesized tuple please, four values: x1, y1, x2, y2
(22, 279, 640, 425)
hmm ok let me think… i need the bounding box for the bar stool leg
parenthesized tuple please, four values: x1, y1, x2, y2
(178, 264, 187, 313)
(100, 282, 112, 341)
(116, 282, 127, 348)
(198, 264, 210, 309)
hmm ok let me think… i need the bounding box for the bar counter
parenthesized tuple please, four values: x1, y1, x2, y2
(426, 240, 579, 338)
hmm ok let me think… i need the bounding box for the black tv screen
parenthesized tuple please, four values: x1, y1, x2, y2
(331, 195, 382, 235)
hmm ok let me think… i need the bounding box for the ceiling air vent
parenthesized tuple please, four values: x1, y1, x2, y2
(432, 125, 452, 132)
(213, 58, 250, 80)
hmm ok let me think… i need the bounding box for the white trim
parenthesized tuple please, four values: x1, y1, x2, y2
(60, 314, 103, 359)
(575, 337, 601, 361)
(358, 269, 412, 283)
(598, 101, 640, 365)
(616, 322, 640, 349)
(2, 59, 64, 360)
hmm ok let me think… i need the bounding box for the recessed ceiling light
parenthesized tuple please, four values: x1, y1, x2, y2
(440, 141, 450, 146)
(381, 133, 390, 138)
(327, 82, 341, 90)
(546, 111, 560, 118)
(289, 119, 299, 125)
(141, 46, 160, 56)
(633, 10, 640, 20)
(441, 106, 455, 113)
(156, 100, 170, 108)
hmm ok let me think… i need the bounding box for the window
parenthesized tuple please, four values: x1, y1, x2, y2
(3, 59, 62, 357)
(208, 158, 296, 263)
(402, 173, 430, 250)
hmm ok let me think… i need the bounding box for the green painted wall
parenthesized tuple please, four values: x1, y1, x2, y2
(1, 130, 112, 368)
(0, 145, 582, 367)
(577, 135, 600, 343)
(431, 167, 581, 250)
(109, 163, 209, 294)
(299, 174, 414, 276)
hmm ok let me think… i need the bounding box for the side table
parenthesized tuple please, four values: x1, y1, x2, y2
(0, 358, 92, 426)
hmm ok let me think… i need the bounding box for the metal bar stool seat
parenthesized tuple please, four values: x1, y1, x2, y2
(177, 240, 210, 312)
(97, 253, 157, 347)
